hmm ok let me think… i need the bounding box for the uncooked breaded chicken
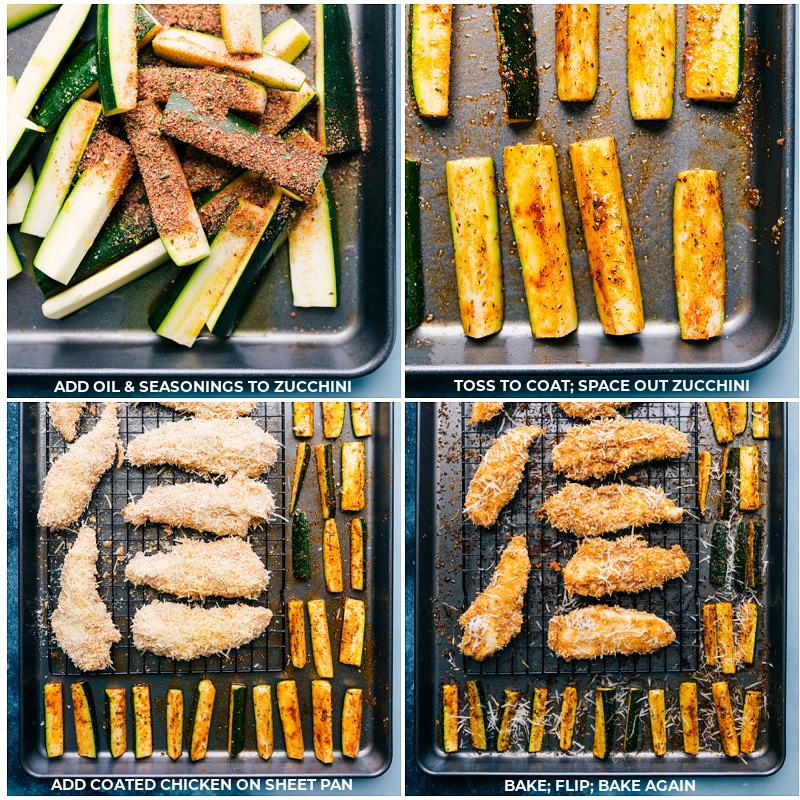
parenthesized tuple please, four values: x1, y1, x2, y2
(558, 402, 629, 420)
(469, 402, 504, 425)
(122, 473, 274, 537)
(49, 402, 86, 441)
(464, 426, 544, 527)
(38, 403, 121, 529)
(51, 526, 121, 671)
(126, 418, 278, 477)
(126, 537, 270, 599)
(547, 605, 676, 660)
(562, 535, 690, 598)
(157, 401, 256, 419)
(132, 601, 273, 661)
(538, 483, 684, 537)
(551, 418, 689, 481)
(458, 536, 531, 660)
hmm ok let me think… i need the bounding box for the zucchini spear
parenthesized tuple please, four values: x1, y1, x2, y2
(685, 4, 742, 102)
(409, 4, 453, 118)
(555, 4, 599, 101)
(493, 5, 537, 123)
(405, 158, 425, 329)
(627, 4, 676, 120)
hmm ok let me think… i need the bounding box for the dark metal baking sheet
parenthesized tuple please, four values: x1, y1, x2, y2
(414, 402, 785, 775)
(7, 5, 395, 378)
(405, 5, 794, 375)
(18, 402, 393, 778)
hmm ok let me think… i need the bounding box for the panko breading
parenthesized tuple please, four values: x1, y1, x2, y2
(132, 601, 273, 661)
(562, 535, 690, 598)
(548, 605, 676, 660)
(51, 526, 121, 671)
(122, 473, 274, 537)
(558, 402, 629, 420)
(38, 403, 121, 529)
(464, 425, 544, 527)
(551, 418, 689, 481)
(469, 402, 504, 425)
(126, 537, 270, 599)
(157, 401, 256, 419)
(49, 402, 86, 441)
(127, 418, 278, 477)
(458, 536, 531, 660)
(538, 483, 684, 537)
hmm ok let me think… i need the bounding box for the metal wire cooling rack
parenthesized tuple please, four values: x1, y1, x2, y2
(458, 402, 700, 679)
(41, 402, 288, 677)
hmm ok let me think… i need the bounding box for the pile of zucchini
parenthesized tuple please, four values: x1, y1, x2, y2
(8, 4, 363, 345)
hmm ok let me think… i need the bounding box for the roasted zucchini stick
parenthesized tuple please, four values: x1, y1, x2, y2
(349, 518, 366, 591)
(339, 597, 366, 667)
(341, 687, 363, 758)
(308, 598, 334, 678)
(190, 679, 215, 762)
(227, 682, 247, 757)
(739, 445, 761, 511)
(410, 4, 453, 118)
(311, 680, 334, 763)
(751, 402, 769, 439)
(322, 402, 346, 438)
(350, 402, 372, 437)
(315, 444, 336, 519)
(293, 402, 314, 437)
(497, 689, 521, 752)
(105, 687, 127, 758)
(648, 688, 667, 756)
(287, 599, 308, 669)
(466, 679, 488, 750)
(252, 684, 274, 760)
(166, 688, 183, 761)
(503, 143, 578, 338)
(44, 682, 65, 758)
(289, 442, 311, 514)
(707, 402, 734, 443)
(712, 681, 739, 756)
(341, 441, 366, 512)
(685, 4, 742, 102)
(698, 450, 712, 515)
(740, 690, 762, 754)
(593, 687, 615, 759)
(624, 686, 643, 753)
(729, 402, 748, 435)
(405, 157, 426, 329)
(277, 680, 304, 759)
(569, 136, 643, 335)
(702, 602, 717, 666)
(528, 687, 548, 753)
(716, 601, 736, 675)
(627, 4, 676, 120)
(132, 684, 153, 759)
(559, 686, 578, 751)
(493, 5, 537, 123)
(442, 683, 459, 753)
(736, 601, 758, 665)
(323, 519, 344, 593)
(71, 681, 98, 758)
(555, 4, 599, 102)
(679, 682, 700, 755)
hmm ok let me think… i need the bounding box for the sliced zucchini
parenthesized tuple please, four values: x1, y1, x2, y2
(323, 519, 344, 593)
(316, 4, 361, 156)
(623, 686, 643, 753)
(466, 679, 488, 751)
(311, 680, 334, 764)
(220, 3, 263, 55)
(341, 441, 366, 512)
(96, 4, 138, 115)
(442, 683, 459, 753)
(44, 682, 64, 758)
(308, 598, 334, 679)
(733, 521, 747, 592)
(710, 522, 728, 586)
(339, 597, 366, 667)
(555, 4, 599, 102)
(707, 402, 734, 443)
(627, 4, 676, 120)
(166, 688, 183, 761)
(739, 445, 761, 511)
(740, 690, 762, 754)
(503, 143, 578, 338)
(228, 682, 247, 757)
(7, 235, 23, 279)
(293, 402, 315, 438)
(702, 603, 717, 666)
(674, 169, 726, 339)
(747, 521, 764, 590)
(729, 402, 748, 435)
(405, 156, 426, 329)
(290, 443, 312, 515)
(350, 403, 372, 437)
(446, 157, 504, 338)
(287, 599, 308, 669)
(698, 450, 712, 515)
(70, 681, 98, 759)
(315, 444, 336, 520)
(569, 136, 643, 335)
(276, 680, 304, 759)
(291, 512, 313, 582)
(679, 682, 700, 755)
(263, 18, 311, 62)
(497, 689, 521, 753)
(593, 687, 615, 759)
(190, 679, 216, 762)
(648, 688, 667, 756)
(252, 684, 274, 760)
(493, 5, 537, 123)
(720, 446, 738, 520)
(261, 83, 318, 136)
(322, 402, 346, 439)
(751, 402, 769, 439)
(715, 601, 736, 675)
(132, 684, 153, 759)
(349, 518, 366, 591)
(409, 4, 452, 118)
(711, 681, 739, 756)
(341, 688, 363, 758)
(7, 5, 58, 30)
(528, 687, 548, 753)
(559, 686, 578, 751)
(105, 687, 127, 758)
(735, 601, 758, 665)
(685, 5, 742, 102)
(7, 166, 34, 225)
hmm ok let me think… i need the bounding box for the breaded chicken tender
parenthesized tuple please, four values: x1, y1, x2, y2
(122, 473, 274, 537)
(464, 426, 544, 527)
(538, 483, 684, 537)
(558, 402, 629, 420)
(126, 537, 270, 599)
(548, 605, 676, 660)
(157, 401, 256, 418)
(469, 402, 504, 424)
(551, 418, 689, 481)
(459, 536, 531, 660)
(51, 526, 121, 671)
(127, 418, 278, 477)
(38, 403, 121, 529)
(49, 402, 86, 441)
(132, 601, 273, 661)
(562, 535, 690, 598)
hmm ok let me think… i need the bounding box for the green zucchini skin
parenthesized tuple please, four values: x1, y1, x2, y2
(733, 521, 747, 592)
(316, 444, 337, 520)
(292, 512, 313, 581)
(749, 521, 763, 590)
(71, 681, 99, 759)
(405, 158, 425, 329)
(289, 443, 312, 515)
(493, 5, 538, 123)
(96, 4, 138, 115)
(466, 679, 488, 750)
(720, 446, 738, 521)
(228, 683, 247, 756)
(593, 687, 615, 760)
(710, 522, 728, 586)
(623, 686, 643, 752)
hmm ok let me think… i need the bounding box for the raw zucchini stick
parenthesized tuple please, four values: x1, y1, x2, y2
(593, 687, 615, 759)
(341, 688, 363, 758)
(44, 682, 65, 758)
(627, 4, 676, 120)
(679, 682, 700, 755)
(228, 682, 246, 756)
(739, 445, 761, 511)
(673, 170, 726, 339)
(7, 4, 58, 30)
(293, 402, 315, 437)
(702, 603, 717, 665)
(351, 402, 372, 437)
(698, 450, 712, 515)
(287, 599, 308, 669)
(648, 688, 667, 756)
(466, 680, 488, 750)
(190, 679, 216, 761)
(729, 402, 748, 435)
(7, 156, 35, 224)
(559, 686, 578, 751)
(497, 689, 520, 752)
(409, 4, 453, 118)
(311, 680, 334, 764)
(555, 4, 599, 102)
(493, 5, 537, 123)
(166, 688, 183, 760)
(740, 690, 762, 754)
(442, 684, 459, 753)
(96, 4, 138, 116)
(503, 143, 578, 338)
(405, 158, 426, 329)
(292, 512, 312, 581)
(220, 4, 263, 55)
(132, 684, 153, 758)
(323, 519, 344, 593)
(569, 136, 643, 335)
(252, 685, 274, 760)
(736, 601, 758, 665)
(349, 518, 366, 591)
(446, 157, 504, 338)
(71, 681, 98, 758)
(712, 681, 739, 757)
(7, 235, 23, 280)
(685, 4, 742, 102)
(316, 444, 336, 519)
(322, 402, 346, 438)
(262, 18, 311, 62)
(341, 441, 366, 512)
(339, 597, 366, 667)
(289, 443, 311, 514)
(715, 601, 736, 675)
(105, 687, 127, 758)
(308, 599, 334, 678)
(751, 402, 769, 439)
(528, 687, 548, 753)
(276, 680, 304, 759)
